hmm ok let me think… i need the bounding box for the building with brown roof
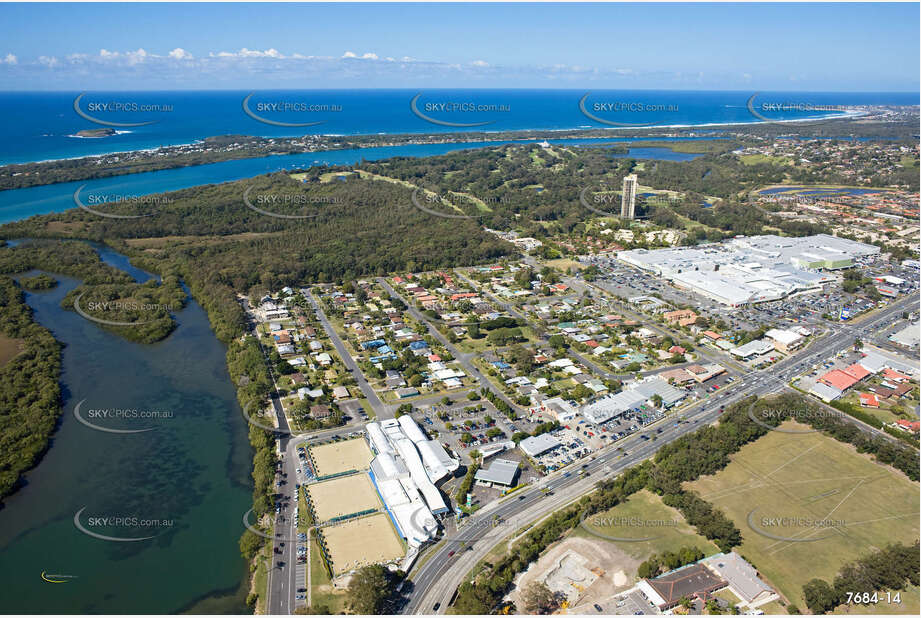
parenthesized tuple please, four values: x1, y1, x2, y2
(638, 563, 727, 611)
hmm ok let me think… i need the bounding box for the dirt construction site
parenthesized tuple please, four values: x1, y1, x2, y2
(511, 536, 637, 611)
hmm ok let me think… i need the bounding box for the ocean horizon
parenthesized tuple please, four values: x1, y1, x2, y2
(1, 89, 917, 166)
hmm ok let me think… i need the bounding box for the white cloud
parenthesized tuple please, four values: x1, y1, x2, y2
(38, 55, 59, 67)
(471, 60, 489, 67)
(342, 51, 378, 60)
(1, 53, 16, 65)
(168, 48, 193, 60)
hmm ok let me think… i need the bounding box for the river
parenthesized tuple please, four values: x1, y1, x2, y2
(0, 242, 252, 614)
(0, 137, 707, 223)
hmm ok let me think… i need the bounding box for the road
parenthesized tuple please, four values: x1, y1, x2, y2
(378, 277, 522, 414)
(304, 288, 391, 419)
(401, 294, 916, 614)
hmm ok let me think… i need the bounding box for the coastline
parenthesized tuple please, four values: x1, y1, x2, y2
(7, 110, 862, 168)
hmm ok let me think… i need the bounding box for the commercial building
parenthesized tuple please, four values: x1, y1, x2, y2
(519, 433, 563, 457)
(474, 458, 520, 488)
(730, 339, 774, 360)
(538, 397, 580, 422)
(621, 174, 638, 219)
(889, 322, 920, 349)
(581, 377, 687, 424)
(765, 328, 805, 353)
(617, 234, 879, 307)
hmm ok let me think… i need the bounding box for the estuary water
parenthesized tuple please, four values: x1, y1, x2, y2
(0, 243, 252, 614)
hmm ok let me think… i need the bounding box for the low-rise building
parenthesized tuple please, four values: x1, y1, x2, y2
(474, 458, 519, 488)
(764, 328, 804, 353)
(730, 339, 774, 360)
(519, 434, 562, 457)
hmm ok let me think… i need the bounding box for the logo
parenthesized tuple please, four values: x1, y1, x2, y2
(41, 572, 78, 584)
(578, 93, 675, 128)
(410, 92, 507, 127)
(72, 184, 158, 219)
(241, 401, 291, 435)
(242, 185, 329, 220)
(746, 93, 850, 127)
(746, 508, 843, 543)
(242, 508, 304, 543)
(72, 292, 164, 327)
(241, 92, 336, 127)
(72, 92, 163, 127)
(73, 507, 170, 542)
(579, 509, 674, 542)
(410, 186, 482, 220)
(72, 399, 159, 434)
(745, 401, 846, 434)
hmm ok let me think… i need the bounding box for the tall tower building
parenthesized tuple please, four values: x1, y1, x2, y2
(621, 174, 638, 219)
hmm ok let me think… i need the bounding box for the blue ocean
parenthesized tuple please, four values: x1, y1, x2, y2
(1, 89, 916, 166)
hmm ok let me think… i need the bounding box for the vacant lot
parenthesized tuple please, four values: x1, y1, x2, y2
(322, 513, 404, 576)
(576, 488, 719, 561)
(309, 437, 374, 476)
(306, 473, 380, 523)
(513, 535, 638, 612)
(0, 334, 25, 368)
(686, 420, 920, 609)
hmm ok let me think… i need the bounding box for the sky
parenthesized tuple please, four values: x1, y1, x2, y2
(0, 2, 918, 91)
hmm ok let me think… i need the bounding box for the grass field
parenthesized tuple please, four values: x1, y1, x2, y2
(0, 334, 26, 368)
(323, 513, 404, 576)
(575, 489, 720, 561)
(309, 534, 348, 612)
(306, 473, 380, 522)
(308, 437, 374, 476)
(740, 154, 792, 166)
(686, 419, 920, 609)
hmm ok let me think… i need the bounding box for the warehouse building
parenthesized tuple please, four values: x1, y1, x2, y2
(581, 377, 687, 424)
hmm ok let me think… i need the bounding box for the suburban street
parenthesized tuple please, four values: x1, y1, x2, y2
(378, 277, 523, 414)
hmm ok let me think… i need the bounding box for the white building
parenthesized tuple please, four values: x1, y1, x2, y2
(365, 417, 457, 551)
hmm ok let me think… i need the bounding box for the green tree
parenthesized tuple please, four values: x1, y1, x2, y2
(346, 564, 395, 614)
(802, 578, 838, 614)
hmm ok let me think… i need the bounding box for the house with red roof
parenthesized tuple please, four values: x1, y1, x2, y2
(894, 419, 920, 434)
(882, 368, 912, 383)
(858, 392, 880, 408)
(819, 369, 861, 392)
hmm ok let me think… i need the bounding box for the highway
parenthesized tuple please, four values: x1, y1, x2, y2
(401, 294, 916, 614)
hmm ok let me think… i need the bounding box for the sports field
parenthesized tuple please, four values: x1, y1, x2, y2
(306, 473, 380, 523)
(577, 489, 719, 561)
(323, 513, 404, 576)
(686, 420, 919, 609)
(308, 437, 374, 476)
